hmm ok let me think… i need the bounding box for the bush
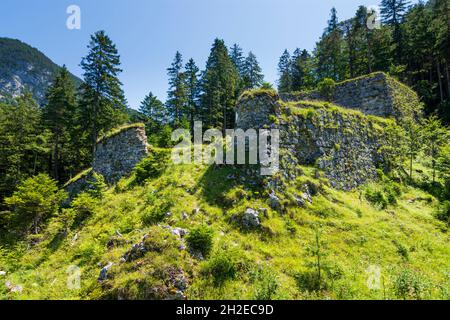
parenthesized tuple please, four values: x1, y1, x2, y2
(364, 182, 401, 209)
(394, 268, 430, 300)
(141, 202, 172, 225)
(86, 172, 106, 199)
(71, 193, 97, 223)
(206, 252, 238, 285)
(252, 267, 278, 300)
(186, 225, 214, 258)
(134, 148, 170, 184)
(4, 174, 66, 234)
(317, 78, 336, 101)
(435, 201, 450, 226)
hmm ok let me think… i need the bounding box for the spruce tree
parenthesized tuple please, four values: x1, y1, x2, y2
(230, 44, 245, 77)
(291, 49, 314, 91)
(242, 51, 264, 89)
(200, 39, 239, 131)
(43, 66, 77, 181)
(278, 49, 292, 93)
(138, 92, 166, 134)
(166, 51, 188, 126)
(380, 0, 410, 64)
(184, 58, 200, 130)
(80, 30, 128, 153)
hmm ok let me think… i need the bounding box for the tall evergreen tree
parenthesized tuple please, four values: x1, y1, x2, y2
(200, 39, 239, 131)
(230, 44, 245, 77)
(0, 93, 50, 201)
(184, 58, 201, 130)
(291, 49, 315, 91)
(315, 8, 347, 81)
(166, 51, 188, 125)
(43, 66, 77, 181)
(242, 51, 264, 89)
(80, 30, 128, 153)
(380, 0, 411, 64)
(278, 50, 292, 92)
(139, 92, 166, 134)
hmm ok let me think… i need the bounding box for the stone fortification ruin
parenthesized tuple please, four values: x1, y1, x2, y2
(64, 124, 149, 197)
(236, 72, 422, 190)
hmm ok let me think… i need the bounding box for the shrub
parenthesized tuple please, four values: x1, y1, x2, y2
(134, 148, 170, 184)
(206, 251, 237, 285)
(71, 193, 97, 222)
(365, 187, 388, 209)
(86, 172, 107, 199)
(251, 267, 278, 300)
(394, 268, 430, 300)
(317, 78, 336, 101)
(435, 201, 450, 226)
(4, 174, 66, 234)
(186, 225, 214, 258)
(142, 205, 170, 225)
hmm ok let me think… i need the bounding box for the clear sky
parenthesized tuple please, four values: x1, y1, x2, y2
(0, 0, 415, 109)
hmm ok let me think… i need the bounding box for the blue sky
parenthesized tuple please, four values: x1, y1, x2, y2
(0, 0, 414, 109)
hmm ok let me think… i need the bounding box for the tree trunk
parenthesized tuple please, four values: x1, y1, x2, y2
(445, 61, 450, 99)
(92, 94, 99, 155)
(437, 59, 444, 102)
(410, 154, 413, 182)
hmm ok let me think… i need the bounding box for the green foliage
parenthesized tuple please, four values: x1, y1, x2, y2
(85, 172, 106, 199)
(71, 192, 97, 222)
(394, 268, 430, 300)
(204, 250, 238, 285)
(364, 182, 401, 209)
(317, 78, 336, 101)
(435, 201, 450, 226)
(134, 148, 170, 184)
(186, 225, 214, 258)
(80, 30, 129, 150)
(3, 174, 66, 234)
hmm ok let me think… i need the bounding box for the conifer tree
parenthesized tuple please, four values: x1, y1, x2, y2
(166, 51, 188, 126)
(139, 92, 166, 134)
(43, 66, 77, 181)
(80, 30, 128, 153)
(184, 58, 200, 130)
(278, 49, 292, 93)
(200, 39, 239, 131)
(242, 51, 264, 89)
(291, 49, 315, 91)
(380, 0, 410, 64)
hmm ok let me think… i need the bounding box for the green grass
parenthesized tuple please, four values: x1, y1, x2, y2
(96, 123, 145, 144)
(0, 150, 448, 300)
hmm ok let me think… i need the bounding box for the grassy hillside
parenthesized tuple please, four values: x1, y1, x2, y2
(0, 148, 448, 300)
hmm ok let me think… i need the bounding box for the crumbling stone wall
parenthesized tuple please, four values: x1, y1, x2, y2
(93, 125, 148, 184)
(280, 72, 421, 120)
(64, 124, 149, 197)
(236, 88, 396, 190)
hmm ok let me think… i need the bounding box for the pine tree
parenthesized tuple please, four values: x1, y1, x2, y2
(138, 92, 166, 134)
(184, 58, 200, 130)
(380, 0, 411, 64)
(166, 51, 188, 126)
(80, 30, 128, 153)
(242, 51, 264, 89)
(200, 39, 239, 131)
(278, 49, 292, 93)
(43, 66, 77, 181)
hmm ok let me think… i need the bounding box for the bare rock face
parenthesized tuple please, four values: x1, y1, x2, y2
(93, 125, 148, 184)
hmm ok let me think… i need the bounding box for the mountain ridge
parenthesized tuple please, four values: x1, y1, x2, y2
(0, 37, 82, 105)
